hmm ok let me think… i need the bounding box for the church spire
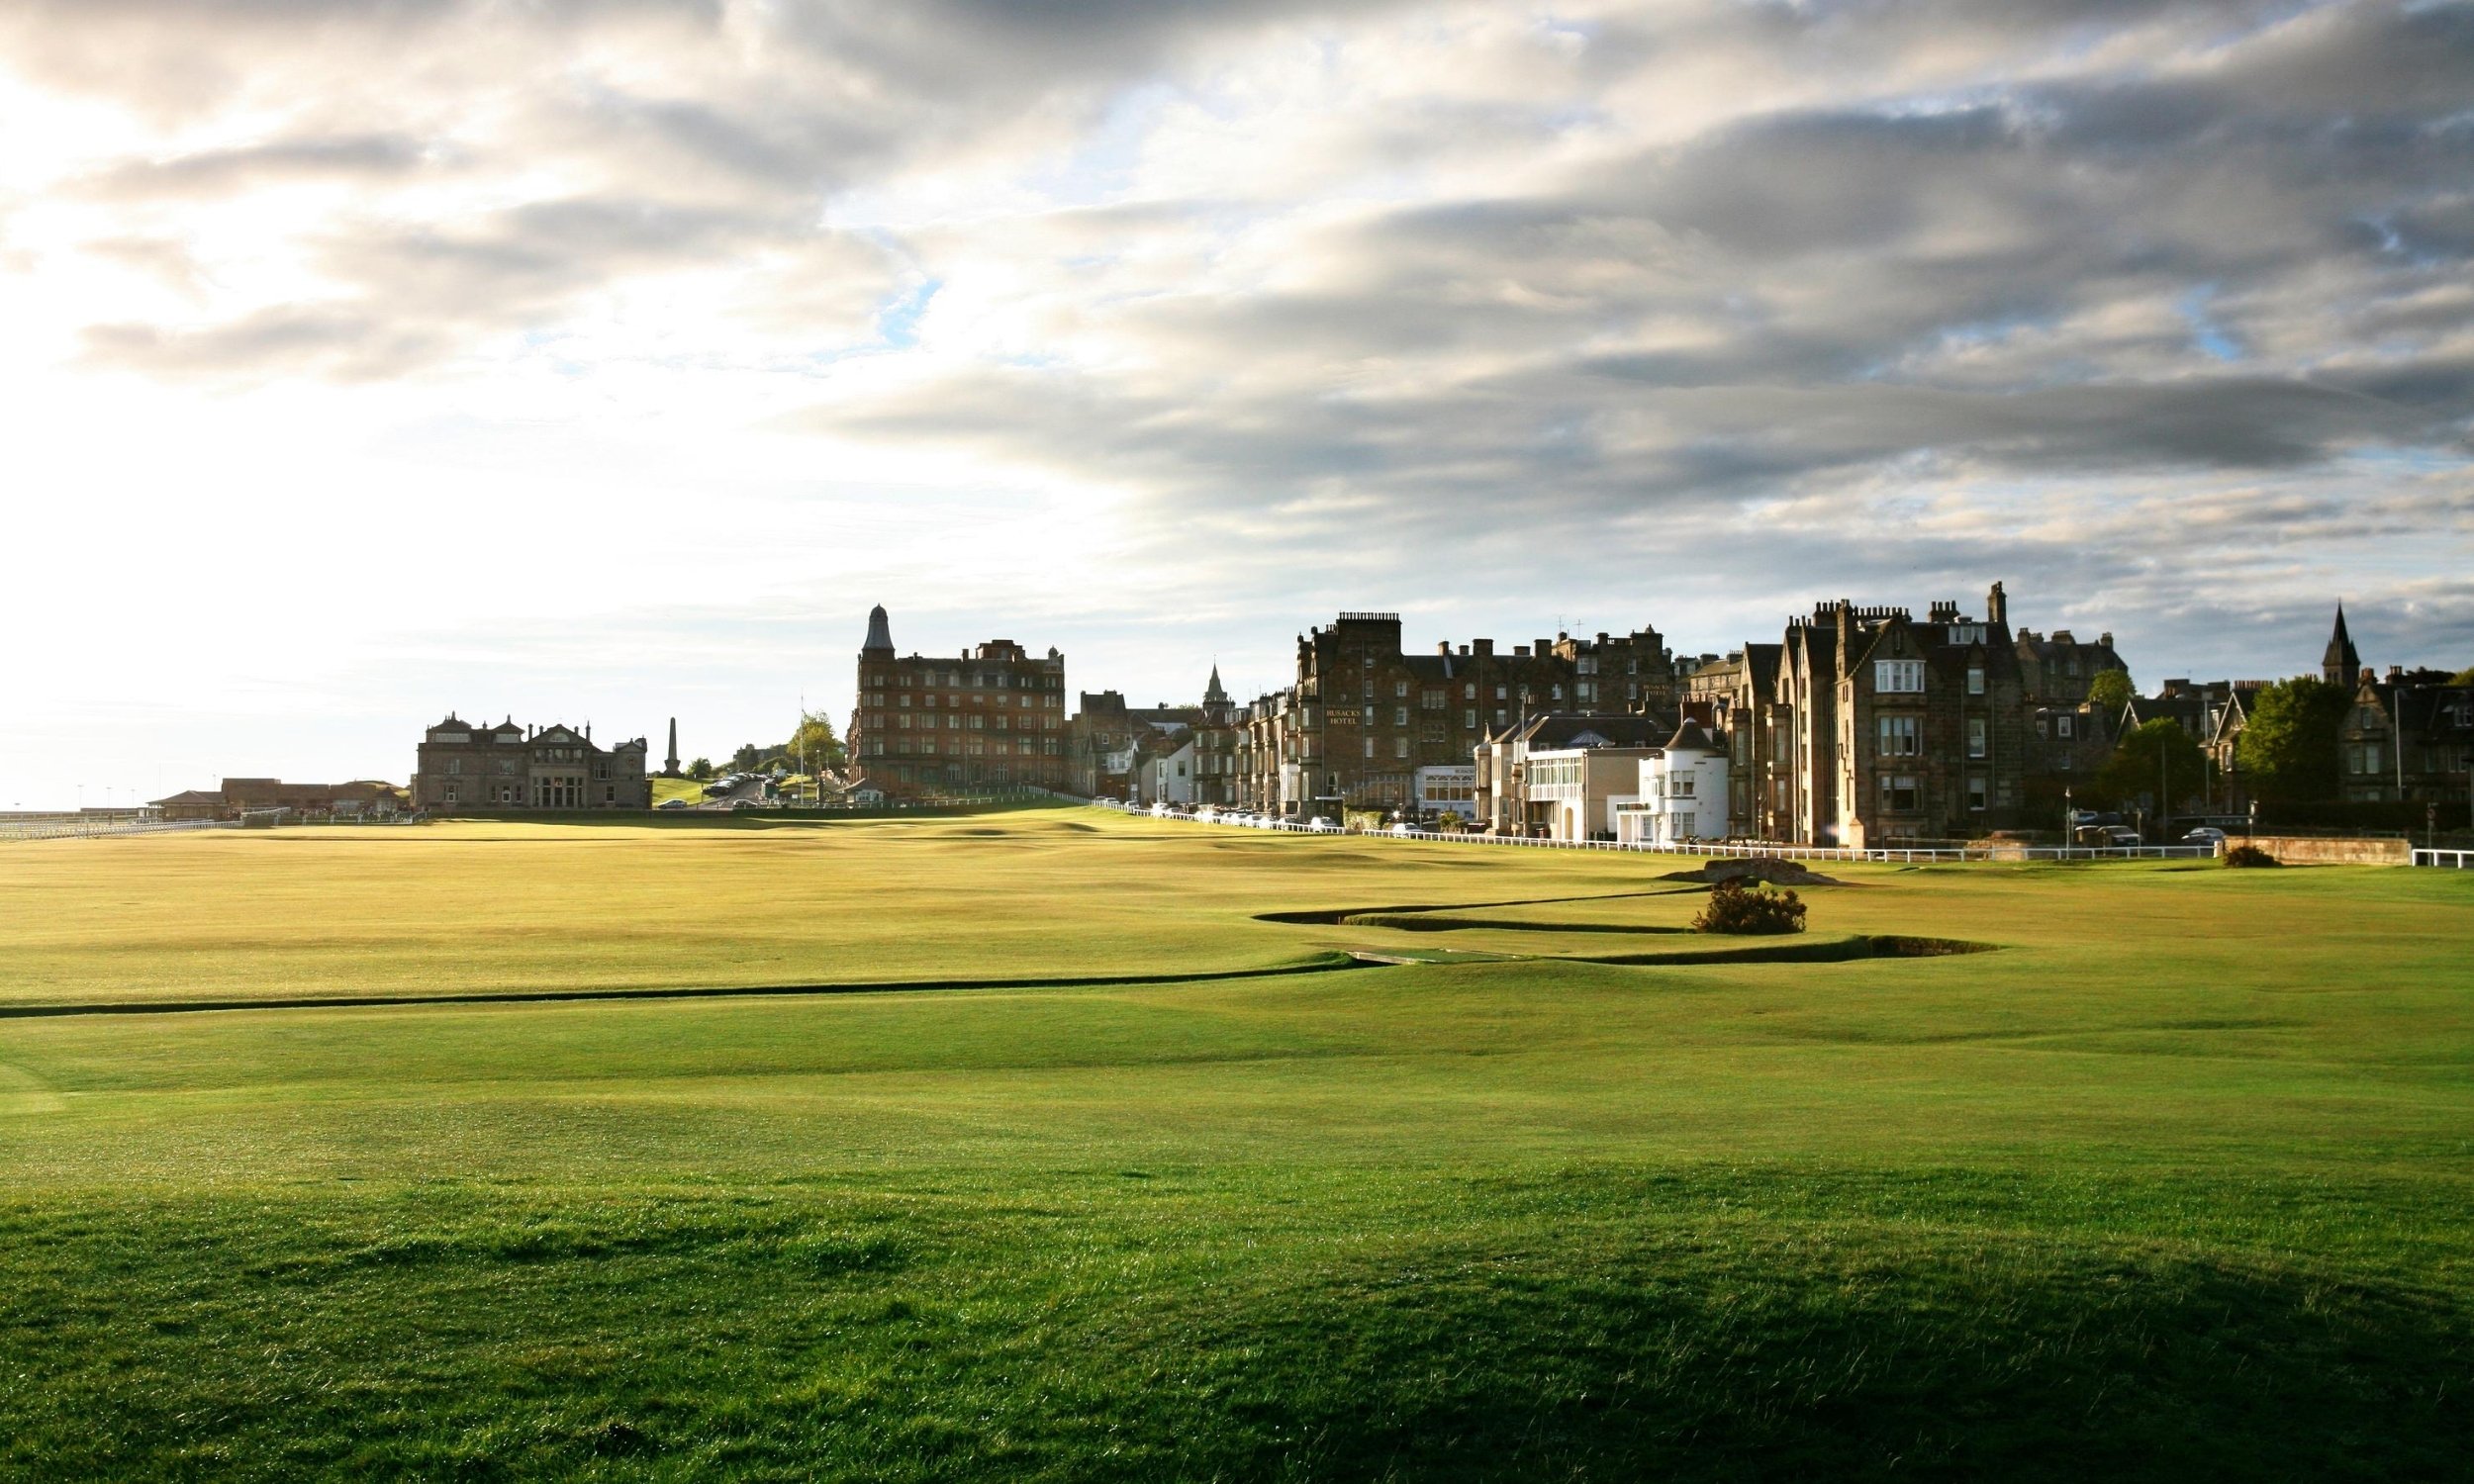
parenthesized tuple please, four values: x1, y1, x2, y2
(2322, 603, 2360, 687)
(1204, 664, 1229, 705)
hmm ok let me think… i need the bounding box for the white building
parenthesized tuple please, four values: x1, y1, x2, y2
(1133, 729, 1196, 805)
(1616, 719, 1732, 845)
(1522, 745, 1658, 841)
(1415, 764, 1477, 822)
(1474, 713, 1674, 836)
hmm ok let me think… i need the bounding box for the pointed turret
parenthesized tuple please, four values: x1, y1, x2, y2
(2322, 603, 2359, 687)
(862, 603, 894, 656)
(1204, 666, 1229, 705)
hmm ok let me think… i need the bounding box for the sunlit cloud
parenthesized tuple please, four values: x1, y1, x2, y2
(2, 0, 2470, 806)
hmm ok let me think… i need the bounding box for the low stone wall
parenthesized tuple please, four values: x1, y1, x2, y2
(2247, 835, 2411, 866)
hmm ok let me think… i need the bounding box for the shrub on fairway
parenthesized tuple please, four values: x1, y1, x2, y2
(1692, 878, 1807, 935)
(2223, 844, 2281, 868)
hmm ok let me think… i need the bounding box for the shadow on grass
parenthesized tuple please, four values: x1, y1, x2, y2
(1156, 1227, 2474, 1482)
(3, 1193, 2464, 1481)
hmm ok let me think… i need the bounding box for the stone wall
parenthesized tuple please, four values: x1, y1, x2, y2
(2246, 835, 2411, 866)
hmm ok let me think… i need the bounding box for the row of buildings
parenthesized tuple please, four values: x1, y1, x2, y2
(838, 592, 2460, 845)
(185, 594, 2450, 835)
(1041, 586, 2122, 845)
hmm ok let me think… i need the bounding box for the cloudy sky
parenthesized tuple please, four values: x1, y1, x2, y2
(3, 0, 2469, 806)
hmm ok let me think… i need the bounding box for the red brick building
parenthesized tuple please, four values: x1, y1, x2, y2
(848, 605, 1070, 795)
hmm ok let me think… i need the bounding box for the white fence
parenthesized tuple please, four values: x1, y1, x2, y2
(2413, 848, 2473, 869)
(0, 816, 237, 844)
(1090, 800, 2220, 864)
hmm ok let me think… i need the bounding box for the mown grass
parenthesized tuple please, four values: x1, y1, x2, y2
(0, 807, 2469, 1479)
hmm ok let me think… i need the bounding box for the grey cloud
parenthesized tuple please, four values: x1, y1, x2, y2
(81, 305, 446, 381)
(80, 196, 904, 379)
(78, 134, 431, 199)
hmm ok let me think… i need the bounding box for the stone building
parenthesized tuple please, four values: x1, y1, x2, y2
(848, 604, 1070, 795)
(2339, 667, 2474, 808)
(1774, 613, 1845, 846)
(1767, 586, 2026, 846)
(1192, 668, 1243, 807)
(2015, 626, 2128, 707)
(1068, 691, 1143, 799)
(411, 717, 649, 811)
(1680, 644, 1781, 840)
(1233, 612, 1679, 816)
(1069, 684, 1222, 800)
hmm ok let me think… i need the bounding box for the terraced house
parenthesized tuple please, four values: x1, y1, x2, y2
(1234, 612, 1681, 816)
(1781, 589, 2029, 846)
(848, 605, 1069, 796)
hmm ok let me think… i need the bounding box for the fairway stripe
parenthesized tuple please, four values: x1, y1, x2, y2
(0, 955, 1391, 1020)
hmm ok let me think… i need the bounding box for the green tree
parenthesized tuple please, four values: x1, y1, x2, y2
(2450, 666, 2474, 687)
(687, 757, 714, 781)
(2085, 668, 2135, 714)
(2096, 718, 2210, 814)
(730, 743, 763, 773)
(783, 710, 846, 772)
(2236, 677, 2349, 805)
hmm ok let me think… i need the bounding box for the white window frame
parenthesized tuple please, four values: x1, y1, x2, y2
(1875, 659, 1925, 694)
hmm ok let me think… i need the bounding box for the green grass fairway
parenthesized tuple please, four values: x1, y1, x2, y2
(2, 808, 2470, 1479)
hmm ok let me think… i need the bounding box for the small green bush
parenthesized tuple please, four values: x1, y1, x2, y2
(1692, 878, 1808, 935)
(2223, 844, 2281, 869)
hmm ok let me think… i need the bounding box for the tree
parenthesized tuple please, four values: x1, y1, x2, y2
(2095, 718, 2210, 815)
(782, 710, 846, 773)
(2451, 666, 2474, 687)
(2236, 677, 2349, 806)
(730, 743, 763, 773)
(688, 757, 714, 781)
(2085, 668, 2135, 714)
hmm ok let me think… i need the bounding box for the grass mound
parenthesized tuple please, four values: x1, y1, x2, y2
(5, 1172, 2467, 1481)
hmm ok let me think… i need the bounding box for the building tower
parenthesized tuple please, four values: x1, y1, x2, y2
(1202, 664, 1233, 725)
(663, 717, 680, 778)
(863, 603, 895, 656)
(2323, 603, 2361, 687)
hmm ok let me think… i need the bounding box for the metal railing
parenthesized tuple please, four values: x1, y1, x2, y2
(1088, 800, 2220, 864)
(2412, 848, 2472, 869)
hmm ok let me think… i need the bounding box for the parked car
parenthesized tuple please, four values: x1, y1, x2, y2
(2101, 826, 2141, 846)
(2182, 826, 2228, 845)
(1304, 816, 1341, 833)
(656, 798, 690, 810)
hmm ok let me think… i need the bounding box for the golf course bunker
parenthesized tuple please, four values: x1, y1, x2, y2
(1586, 935, 1995, 966)
(1258, 891, 1995, 966)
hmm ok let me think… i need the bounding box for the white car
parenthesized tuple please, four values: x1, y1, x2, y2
(1304, 816, 1342, 833)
